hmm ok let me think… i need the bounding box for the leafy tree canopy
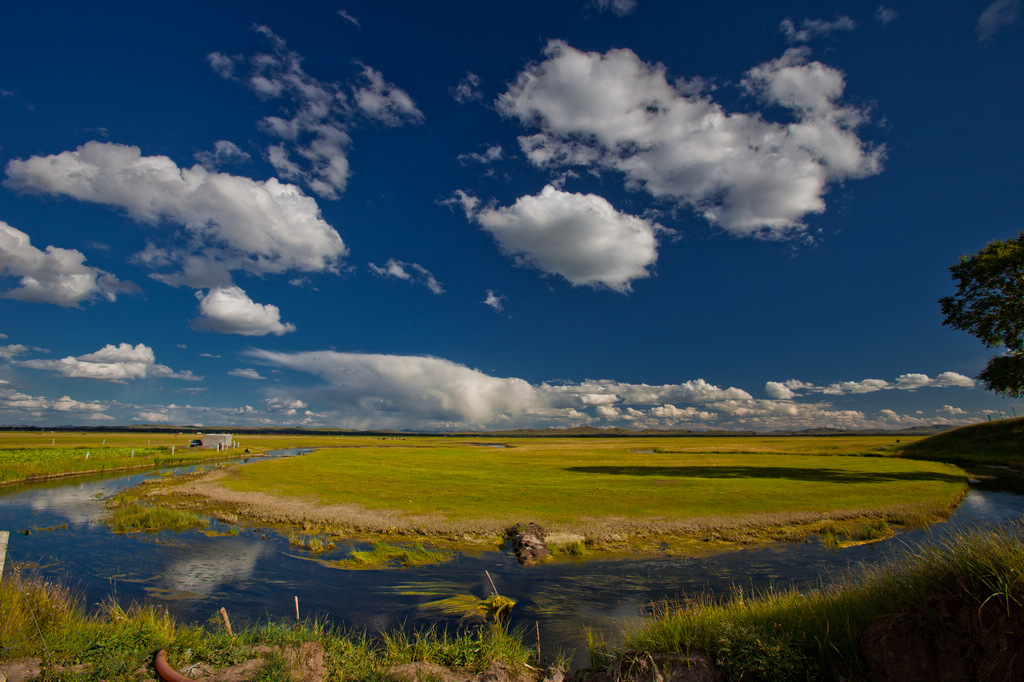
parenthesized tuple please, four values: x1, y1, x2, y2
(940, 232, 1024, 397)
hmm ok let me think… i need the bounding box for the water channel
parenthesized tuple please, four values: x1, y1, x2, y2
(2, 452, 1023, 665)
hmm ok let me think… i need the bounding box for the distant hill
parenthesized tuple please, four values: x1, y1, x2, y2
(0, 423, 963, 438)
(901, 417, 1024, 470)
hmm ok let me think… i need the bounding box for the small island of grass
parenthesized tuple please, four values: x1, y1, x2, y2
(136, 434, 969, 558)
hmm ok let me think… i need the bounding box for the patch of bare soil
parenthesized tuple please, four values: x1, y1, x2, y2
(858, 591, 1024, 681)
(581, 652, 720, 682)
(146, 469, 507, 537)
(0, 659, 91, 681)
(170, 642, 326, 682)
(385, 661, 557, 682)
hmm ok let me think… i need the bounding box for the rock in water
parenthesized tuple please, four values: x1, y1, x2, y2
(507, 522, 550, 565)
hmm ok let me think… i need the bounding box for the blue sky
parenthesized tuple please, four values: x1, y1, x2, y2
(0, 0, 1021, 431)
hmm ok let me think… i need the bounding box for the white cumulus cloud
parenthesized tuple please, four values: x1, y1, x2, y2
(454, 185, 662, 292)
(768, 372, 976, 396)
(4, 142, 347, 289)
(17, 342, 199, 382)
(0, 219, 137, 307)
(498, 41, 884, 237)
(0, 344, 29, 360)
(248, 350, 539, 425)
(246, 349, 756, 429)
(765, 381, 796, 400)
(194, 286, 296, 336)
(0, 384, 111, 420)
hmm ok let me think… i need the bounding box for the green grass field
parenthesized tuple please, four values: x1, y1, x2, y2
(901, 416, 1024, 471)
(196, 435, 967, 548)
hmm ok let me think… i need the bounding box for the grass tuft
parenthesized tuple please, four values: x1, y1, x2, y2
(600, 522, 1024, 680)
(344, 541, 452, 569)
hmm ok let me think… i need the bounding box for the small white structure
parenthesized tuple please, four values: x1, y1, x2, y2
(202, 433, 234, 451)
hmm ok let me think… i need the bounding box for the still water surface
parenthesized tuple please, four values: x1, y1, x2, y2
(2, 452, 1023, 663)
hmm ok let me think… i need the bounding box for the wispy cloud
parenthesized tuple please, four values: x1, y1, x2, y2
(457, 144, 503, 166)
(193, 140, 251, 170)
(977, 0, 1021, 41)
(779, 16, 857, 43)
(229, 367, 266, 380)
(450, 72, 484, 104)
(483, 289, 506, 313)
(368, 259, 444, 294)
(208, 25, 422, 199)
(591, 0, 638, 17)
(337, 9, 360, 28)
(875, 6, 899, 26)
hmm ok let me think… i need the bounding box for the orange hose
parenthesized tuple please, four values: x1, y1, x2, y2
(154, 649, 194, 682)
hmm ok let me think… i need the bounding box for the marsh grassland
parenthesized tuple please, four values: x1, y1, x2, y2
(136, 434, 969, 554)
(2, 425, 1021, 680)
(0, 431, 244, 485)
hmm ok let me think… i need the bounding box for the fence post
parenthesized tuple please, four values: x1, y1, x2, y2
(0, 530, 9, 581)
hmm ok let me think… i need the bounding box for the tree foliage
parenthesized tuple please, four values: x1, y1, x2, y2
(939, 232, 1024, 397)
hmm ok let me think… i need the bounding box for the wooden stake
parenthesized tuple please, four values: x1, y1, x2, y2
(219, 607, 233, 636)
(535, 621, 542, 664)
(485, 570, 499, 596)
(295, 596, 300, 622)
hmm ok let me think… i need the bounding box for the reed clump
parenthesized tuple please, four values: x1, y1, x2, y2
(105, 494, 210, 533)
(344, 541, 452, 569)
(288, 532, 337, 553)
